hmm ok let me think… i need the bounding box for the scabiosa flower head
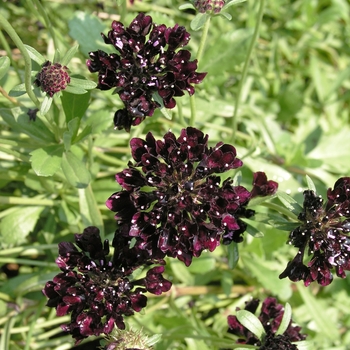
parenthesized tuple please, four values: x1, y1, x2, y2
(35, 61, 70, 97)
(87, 13, 207, 131)
(227, 297, 306, 349)
(194, 0, 225, 14)
(106, 127, 257, 266)
(279, 177, 350, 286)
(42, 226, 171, 344)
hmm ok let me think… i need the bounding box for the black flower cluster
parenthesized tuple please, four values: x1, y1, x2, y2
(35, 61, 70, 97)
(227, 297, 306, 349)
(106, 127, 277, 266)
(194, 0, 225, 14)
(42, 226, 171, 344)
(279, 177, 350, 286)
(87, 13, 206, 131)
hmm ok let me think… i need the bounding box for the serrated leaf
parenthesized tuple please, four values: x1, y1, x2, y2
(236, 310, 265, 339)
(191, 13, 210, 31)
(0, 56, 10, 80)
(61, 44, 79, 66)
(78, 185, 104, 233)
(69, 77, 97, 90)
(0, 206, 44, 244)
(30, 145, 63, 176)
(24, 45, 46, 65)
(61, 151, 91, 188)
(40, 95, 53, 115)
(61, 91, 90, 122)
(276, 302, 292, 336)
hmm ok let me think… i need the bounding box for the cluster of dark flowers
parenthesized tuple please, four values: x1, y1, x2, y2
(43, 226, 171, 344)
(280, 177, 350, 286)
(87, 13, 206, 131)
(227, 297, 307, 349)
(34, 61, 70, 97)
(194, 0, 225, 14)
(106, 127, 278, 266)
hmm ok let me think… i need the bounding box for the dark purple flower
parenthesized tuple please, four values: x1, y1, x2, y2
(42, 226, 171, 344)
(227, 297, 306, 348)
(194, 0, 225, 14)
(35, 61, 70, 97)
(106, 127, 254, 266)
(280, 177, 350, 286)
(251, 171, 278, 198)
(87, 13, 206, 130)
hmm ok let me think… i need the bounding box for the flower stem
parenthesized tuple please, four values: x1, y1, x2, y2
(0, 13, 40, 108)
(30, 0, 59, 50)
(230, 0, 265, 143)
(189, 15, 211, 126)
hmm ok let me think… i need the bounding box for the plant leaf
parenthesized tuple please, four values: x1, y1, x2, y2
(236, 310, 265, 339)
(0, 56, 10, 80)
(30, 145, 63, 176)
(61, 151, 91, 188)
(24, 45, 46, 65)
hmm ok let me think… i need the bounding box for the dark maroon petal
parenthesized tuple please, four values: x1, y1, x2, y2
(250, 171, 278, 198)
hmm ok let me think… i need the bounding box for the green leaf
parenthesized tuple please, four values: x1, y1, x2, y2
(61, 44, 79, 66)
(78, 185, 104, 233)
(30, 145, 63, 176)
(61, 90, 90, 122)
(236, 310, 265, 339)
(68, 12, 110, 56)
(40, 95, 53, 115)
(152, 91, 171, 119)
(222, 0, 247, 11)
(74, 124, 92, 144)
(8, 83, 28, 97)
(191, 13, 210, 31)
(276, 302, 292, 336)
(67, 118, 81, 140)
(24, 45, 46, 65)
(221, 270, 233, 296)
(0, 56, 10, 81)
(69, 77, 97, 90)
(0, 206, 44, 244)
(61, 151, 91, 188)
(277, 192, 303, 216)
(243, 253, 292, 300)
(305, 175, 316, 193)
(179, 4, 195, 10)
(297, 283, 338, 341)
(63, 131, 72, 151)
(218, 12, 232, 20)
(63, 85, 89, 94)
(228, 241, 240, 269)
(1, 107, 56, 143)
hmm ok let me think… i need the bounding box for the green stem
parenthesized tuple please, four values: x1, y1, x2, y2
(0, 244, 58, 256)
(30, 0, 59, 50)
(0, 146, 30, 162)
(0, 257, 56, 267)
(231, 0, 265, 143)
(0, 13, 40, 108)
(189, 15, 211, 126)
(0, 196, 56, 206)
(0, 30, 21, 80)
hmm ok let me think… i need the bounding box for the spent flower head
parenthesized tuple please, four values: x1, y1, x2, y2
(279, 177, 350, 286)
(106, 127, 276, 266)
(227, 297, 307, 349)
(42, 226, 171, 344)
(87, 13, 206, 131)
(194, 0, 225, 14)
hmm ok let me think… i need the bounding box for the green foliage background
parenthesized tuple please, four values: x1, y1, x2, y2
(0, 0, 350, 349)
